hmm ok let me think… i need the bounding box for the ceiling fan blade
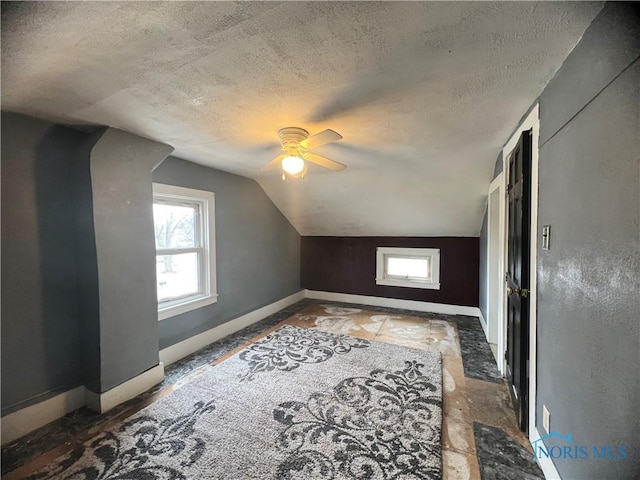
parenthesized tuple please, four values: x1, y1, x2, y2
(305, 152, 347, 171)
(300, 129, 343, 149)
(261, 154, 286, 170)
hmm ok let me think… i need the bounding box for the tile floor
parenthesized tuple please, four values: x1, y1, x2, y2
(2, 300, 543, 479)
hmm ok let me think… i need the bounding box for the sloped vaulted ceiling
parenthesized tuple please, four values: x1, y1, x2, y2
(1, 1, 602, 236)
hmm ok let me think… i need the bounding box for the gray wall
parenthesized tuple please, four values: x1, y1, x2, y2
(153, 157, 301, 349)
(1, 112, 84, 414)
(73, 130, 104, 395)
(536, 4, 639, 478)
(1, 116, 175, 407)
(82, 129, 173, 392)
(478, 152, 503, 322)
(1, 115, 300, 413)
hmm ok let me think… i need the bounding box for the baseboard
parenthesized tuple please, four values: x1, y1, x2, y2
(530, 427, 562, 479)
(304, 290, 480, 317)
(3, 288, 473, 444)
(1, 386, 86, 445)
(159, 290, 306, 366)
(478, 310, 488, 337)
(2, 291, 305, 443)
(85, 363, 165, 414)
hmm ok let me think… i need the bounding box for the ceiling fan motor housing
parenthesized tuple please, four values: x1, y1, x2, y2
(278, 127, 309, 155)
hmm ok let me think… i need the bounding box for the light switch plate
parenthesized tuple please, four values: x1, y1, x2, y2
(542, 225, 551, 250)
(543, 405, 551, 434)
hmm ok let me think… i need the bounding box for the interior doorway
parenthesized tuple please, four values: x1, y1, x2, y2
(505, 130, 533, 433)
(498, 104, 540, 438)
(486, 173, 504, 367)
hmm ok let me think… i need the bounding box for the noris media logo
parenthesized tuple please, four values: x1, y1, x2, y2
(532, 432, 628, 461)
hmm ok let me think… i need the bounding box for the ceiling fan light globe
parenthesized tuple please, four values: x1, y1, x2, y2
(282, 155, 304, 175)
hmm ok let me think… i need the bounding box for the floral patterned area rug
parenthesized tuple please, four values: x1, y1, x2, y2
(29, 325, 443, 480)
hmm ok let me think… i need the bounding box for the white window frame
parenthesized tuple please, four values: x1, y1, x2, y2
(375, 247, 440, 290)
(153, 183, 217, 320)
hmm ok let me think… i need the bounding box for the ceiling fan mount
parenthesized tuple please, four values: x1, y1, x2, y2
(262, 126, 346, 179)
(278, 127, 309, 150)
(278, 127, 309, 159)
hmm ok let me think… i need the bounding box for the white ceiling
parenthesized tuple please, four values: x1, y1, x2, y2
(2, 1, 602, 236)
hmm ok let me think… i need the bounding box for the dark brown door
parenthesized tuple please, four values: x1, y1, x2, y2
(506, 130, 532, 433)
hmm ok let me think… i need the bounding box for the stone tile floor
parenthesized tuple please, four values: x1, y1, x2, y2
(2, 299, 542, 479)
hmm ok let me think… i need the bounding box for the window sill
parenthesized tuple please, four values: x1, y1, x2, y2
(158, 294, 218, 321)
(375, 278, 441, 290)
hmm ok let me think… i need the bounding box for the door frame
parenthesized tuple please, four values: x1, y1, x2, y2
(500, 104, 539, 437)
(487, 172, 505, 365)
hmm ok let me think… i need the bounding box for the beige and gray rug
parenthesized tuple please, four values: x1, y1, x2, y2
(29, 325, 443, 480)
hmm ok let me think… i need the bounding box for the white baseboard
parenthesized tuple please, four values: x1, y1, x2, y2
(85, 363, 165, 414)
(304, 290, 480, 317)
(2, 291, 305, 444)
(2, 365, 165, 443)
(478, 310, 488, 337)
(159, 290, 306, 366)
(1, 386, 86, 445)
(530, 427, 562, 479)
(3, 288, 478, 445)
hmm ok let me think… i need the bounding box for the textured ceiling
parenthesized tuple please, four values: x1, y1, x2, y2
(2, 1, 602, 236)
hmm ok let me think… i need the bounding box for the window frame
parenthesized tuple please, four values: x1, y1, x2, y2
(153, 183, 217, 320)
(375, 247, 441, 290)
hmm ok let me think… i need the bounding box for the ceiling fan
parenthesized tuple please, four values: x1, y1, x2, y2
(261, 127, 346, 179)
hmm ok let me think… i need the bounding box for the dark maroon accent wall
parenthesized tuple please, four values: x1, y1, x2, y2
(301, 237, 479, 307)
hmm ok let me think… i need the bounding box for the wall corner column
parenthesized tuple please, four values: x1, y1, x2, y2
(78, 128, 173, 409)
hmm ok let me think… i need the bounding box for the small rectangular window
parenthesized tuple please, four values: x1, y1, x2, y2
(153, 184, 217, 320)
(376, 247, 440, 290)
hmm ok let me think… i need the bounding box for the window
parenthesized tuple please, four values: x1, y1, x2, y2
(153, 183, 216, 320)
(376, 247, 440, 290)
